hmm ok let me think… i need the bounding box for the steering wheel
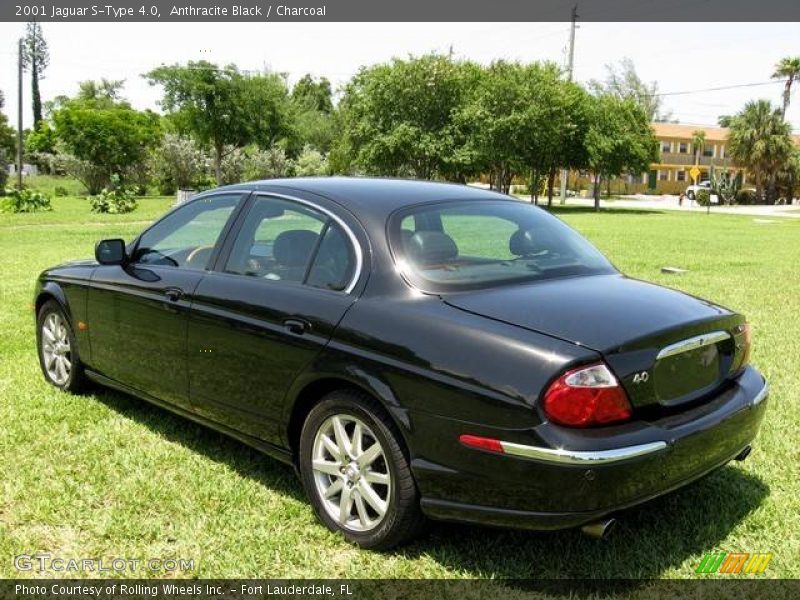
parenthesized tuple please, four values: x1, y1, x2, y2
(185, 245, 215, 269)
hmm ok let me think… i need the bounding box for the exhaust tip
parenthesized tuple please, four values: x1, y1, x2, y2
(734, 445, 752, 461)
(581, 517, 617, 540)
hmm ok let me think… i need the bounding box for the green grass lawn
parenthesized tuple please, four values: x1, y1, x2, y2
(1, 194, 798, 580)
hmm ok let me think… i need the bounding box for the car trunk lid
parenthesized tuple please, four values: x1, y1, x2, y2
(443, 274, 748, 409)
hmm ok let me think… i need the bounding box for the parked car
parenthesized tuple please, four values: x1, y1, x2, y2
(685, 180, 712, 200)
(34, 178, 768, 548)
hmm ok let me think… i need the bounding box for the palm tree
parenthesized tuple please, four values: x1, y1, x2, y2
(772, 57, 800, 119)
(727, 100, 793, 204)
(692, 129, 706, 168)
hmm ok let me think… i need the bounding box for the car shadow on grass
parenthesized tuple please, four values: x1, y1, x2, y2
(398, 466, 768, 585)
(92, 387, 304, 503)
(91, 385, 768, 585)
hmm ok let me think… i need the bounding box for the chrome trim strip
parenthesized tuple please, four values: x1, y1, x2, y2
(656, 330, 731, 360)
(498, 440, 668, 465)
(252, 191, 364, 294)
(752, 380, 769, 406)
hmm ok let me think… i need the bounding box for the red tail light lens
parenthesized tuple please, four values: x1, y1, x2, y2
(543, 363, 632, 427)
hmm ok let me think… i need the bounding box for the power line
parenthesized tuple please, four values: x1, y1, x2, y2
(649, 80, 783, 98)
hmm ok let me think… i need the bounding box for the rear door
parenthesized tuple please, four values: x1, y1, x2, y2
(186, 193, 361, 444)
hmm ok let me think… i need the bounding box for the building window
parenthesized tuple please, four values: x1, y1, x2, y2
(659, 170, 669, 181)
(703, 145, 714, 157)
(677, 170, 686, 181)
(678, 142, 688, 153)
(661, 141, 671, 153)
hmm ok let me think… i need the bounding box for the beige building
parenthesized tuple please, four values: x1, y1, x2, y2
(569, 122, 749, 195)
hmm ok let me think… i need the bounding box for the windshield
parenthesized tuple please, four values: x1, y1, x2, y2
(389, 200, 616, 292)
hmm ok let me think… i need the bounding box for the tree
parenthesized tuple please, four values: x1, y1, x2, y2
(772, 56, 800, 119)
(457, 61, 590, 200)
(692, 129, 706, 168)
(291, 75, 333, 113)
(145, 62, 295, 182)
(0, 90, 16, 159)
(291, 75, 335, 153)
(727, 100, 793, 204)
(774, 147, 800, 203)
(21, 22, 49, 128)
(590, 58, 672, 122)
(335, 54, 482, 180)
(52, 83, 162, 193)
(585, 94, 658, 211)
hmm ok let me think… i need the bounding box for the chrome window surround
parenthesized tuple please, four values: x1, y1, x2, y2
(656, 330, 731, 360)
(250, 192, 364, 295)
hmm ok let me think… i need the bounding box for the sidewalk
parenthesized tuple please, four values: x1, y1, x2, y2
(569, 194, 800, 218)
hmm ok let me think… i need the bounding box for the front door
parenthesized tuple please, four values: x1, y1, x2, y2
(187, 194, 360, 444)
(87, 193, 244, 409)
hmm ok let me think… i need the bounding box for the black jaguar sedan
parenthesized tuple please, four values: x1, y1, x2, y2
(34, 178, 768, 548)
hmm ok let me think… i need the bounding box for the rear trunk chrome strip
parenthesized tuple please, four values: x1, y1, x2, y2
(499, 440, 668, 465)
(656, 330, 730, 360)
(752, 380, 769, 406)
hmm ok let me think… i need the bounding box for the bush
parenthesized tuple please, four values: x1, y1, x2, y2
(0, 149, 8, 190)
(1, 188, 53, 213)
(90, 184, 138, 214)
(295, 145, 328, 177)
(220, 146, 246, 185)
(695, 188, 711, 207)
(735, 189, 757, 205)
(243, 146, 292, 181)
(55, 153, 110, 195)
(151, 133, 207, 195)
(54, 185, 69, 197)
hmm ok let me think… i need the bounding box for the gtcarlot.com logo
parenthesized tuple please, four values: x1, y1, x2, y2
(14, 553, 194, 573)
(696, 552, 772, 574)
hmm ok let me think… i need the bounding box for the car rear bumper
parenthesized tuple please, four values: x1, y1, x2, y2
(411, 366, 768, 530)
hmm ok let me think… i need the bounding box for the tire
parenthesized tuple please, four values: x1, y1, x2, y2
(36, 300, 87, 393)
(299, 390, 426, 549)
(687, 191, 695, 200)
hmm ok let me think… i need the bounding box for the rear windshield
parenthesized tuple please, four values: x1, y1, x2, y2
(389, 200, 616, 292)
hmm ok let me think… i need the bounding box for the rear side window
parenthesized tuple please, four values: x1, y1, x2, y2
(224, 195, 356, 291)
(391, 200, 615, 292)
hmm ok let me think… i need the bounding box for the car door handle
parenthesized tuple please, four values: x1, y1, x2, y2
(283, 318, 310, 335)
(164, 287, 184, 302)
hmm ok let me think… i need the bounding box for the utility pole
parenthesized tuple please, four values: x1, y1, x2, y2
(559, 4, 578, 205)
(16, 37, 24, 190)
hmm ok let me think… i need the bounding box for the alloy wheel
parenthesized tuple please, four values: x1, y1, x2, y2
(41, 312, 72, 386)
(311, 414, 392, 532)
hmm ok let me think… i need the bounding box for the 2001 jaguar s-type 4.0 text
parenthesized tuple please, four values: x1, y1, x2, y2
(34, 178, 768, 548)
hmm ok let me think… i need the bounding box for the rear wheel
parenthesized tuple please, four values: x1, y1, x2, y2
(37, 300, 86, 393)
(687, 190, 695, 200)
(299, 390, 426, 549)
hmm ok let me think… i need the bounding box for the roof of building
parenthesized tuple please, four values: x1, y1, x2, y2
(651, 122, 731, 142)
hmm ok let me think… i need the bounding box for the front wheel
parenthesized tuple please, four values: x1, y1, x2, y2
(687, 190, 695, 200)
(299, 390, 426, 549)
(37, 300, 86, 393)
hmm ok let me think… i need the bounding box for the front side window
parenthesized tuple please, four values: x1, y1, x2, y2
(225, 196, 356, 291)
(390, 200, 615, 292)
(133, 194, 241, 270)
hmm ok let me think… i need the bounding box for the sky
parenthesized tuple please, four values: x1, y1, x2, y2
(0, 21, 798, 131)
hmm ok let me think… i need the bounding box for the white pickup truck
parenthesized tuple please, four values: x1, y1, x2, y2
(685, 180, 711, 200)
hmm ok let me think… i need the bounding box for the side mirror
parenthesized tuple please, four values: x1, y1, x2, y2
(95, 238, 127, 265)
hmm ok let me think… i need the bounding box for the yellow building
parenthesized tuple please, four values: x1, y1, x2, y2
(569, 122, 749, 196)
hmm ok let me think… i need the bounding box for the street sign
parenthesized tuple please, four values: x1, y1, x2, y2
(689, 166, 701, 182)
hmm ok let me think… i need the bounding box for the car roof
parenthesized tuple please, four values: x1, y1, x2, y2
(211, 177, 513, 219)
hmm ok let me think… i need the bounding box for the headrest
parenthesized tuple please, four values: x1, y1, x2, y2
(510, 228, 546, 256)
(405, 231, 458, 265)
(273, 230, 319, 267)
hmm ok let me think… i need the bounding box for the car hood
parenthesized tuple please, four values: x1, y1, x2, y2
(442, 274, 731, 353)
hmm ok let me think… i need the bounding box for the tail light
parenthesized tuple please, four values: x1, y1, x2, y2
(739, 323, 752, 368)
(542, 363, 632, 427)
